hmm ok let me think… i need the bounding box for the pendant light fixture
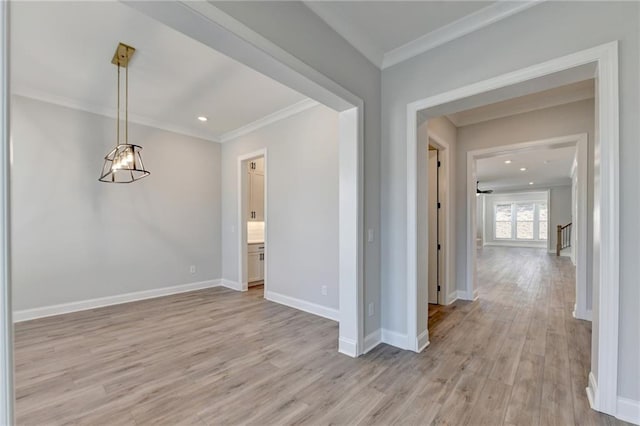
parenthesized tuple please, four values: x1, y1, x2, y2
(99, 42, 150, 183)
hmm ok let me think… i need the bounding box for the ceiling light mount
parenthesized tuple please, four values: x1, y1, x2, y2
(111, 42, 135, 68)
(100, 42, 150, 183)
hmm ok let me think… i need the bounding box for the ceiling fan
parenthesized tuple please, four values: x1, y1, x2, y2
(476, 181, 493, 194)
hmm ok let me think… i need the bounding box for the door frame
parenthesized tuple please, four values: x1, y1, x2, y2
(0, 1, 13, 424)
(237, 149, 268, 293)
(426, 131, 453, 307)
(406, 41, 619, 416)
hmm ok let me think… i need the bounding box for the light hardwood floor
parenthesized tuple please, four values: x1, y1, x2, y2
(14, 247, 627, 425)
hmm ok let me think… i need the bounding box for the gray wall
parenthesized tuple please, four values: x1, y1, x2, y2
(11, 96, 222, 310)
(221, 104, 340, 309)
(381, 1, 638, 400)
(213, 1, 382, 335)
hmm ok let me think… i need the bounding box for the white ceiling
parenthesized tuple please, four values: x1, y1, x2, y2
(447, 79, 595, 127)
(476, 145, 576, 192)
(11, 1, 308, 142)
(304, 1, 539, 68)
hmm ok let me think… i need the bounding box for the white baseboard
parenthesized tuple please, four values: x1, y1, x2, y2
(220, 279, 243, 292)
(486, 241, 547, 249)
(457, 289, 478, 301)
(264, 290, 339, 322)
(13, 279, 223, 322)
(586, 371, 599, 411)
(363, 329, 382, 354)
(573, 305, 593, 322)
(446, 291, 458, 305)
(381, 328, 409, 350)
(338, 337, 358, 358)
(416, 329, 430, 352)
(617, 396, 640, 425)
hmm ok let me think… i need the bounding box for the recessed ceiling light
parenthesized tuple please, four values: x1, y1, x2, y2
(197, 116, 208, 122)
(529, 182, 534, 185)
(504, 160, 512, 164)
(520, 167, 527, 171)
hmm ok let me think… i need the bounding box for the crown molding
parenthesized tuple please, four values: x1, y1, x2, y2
(219, 98, 319, 143)
(12, 86, 320, 146)
(12, 86, 222, 143)
(446, 81, 594, 127)
(382, 1, 541, 69)
(303, 1, 384, 68)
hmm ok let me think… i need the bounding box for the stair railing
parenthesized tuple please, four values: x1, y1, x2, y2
(556, 223, 572, 256)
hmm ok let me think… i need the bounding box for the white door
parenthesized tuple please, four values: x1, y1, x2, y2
(428, 150, 439, 304)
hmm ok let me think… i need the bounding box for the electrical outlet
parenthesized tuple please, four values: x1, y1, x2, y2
(368, 302, 374, 317)
(321, 285, 328, 296)
(189, 265, 196, 274)
(367, 228, 374, 243)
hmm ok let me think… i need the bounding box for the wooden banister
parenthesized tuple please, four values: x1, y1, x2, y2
(556, 223, 572, 256)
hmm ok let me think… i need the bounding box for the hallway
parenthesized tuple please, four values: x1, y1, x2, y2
(428, 247, 611, 425)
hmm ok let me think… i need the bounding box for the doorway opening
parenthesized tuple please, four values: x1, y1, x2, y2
(239, 152, 267, 296)
(407, 42, 619, 416)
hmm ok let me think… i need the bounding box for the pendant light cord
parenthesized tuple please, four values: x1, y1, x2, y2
(125, 61, 128, 144)
(116, 64, 120, 147)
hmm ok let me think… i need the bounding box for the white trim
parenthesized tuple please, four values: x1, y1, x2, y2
(573, 306, 593, 322)
(456, 290, 477, 302)
(446, 291, 458, 305)
(13, 279, 225, 323)
(382, 1, 540, 69)
(587, 371, 599, 411)
(264, 290, 339, 322)
(363, 329, 382, 354)
(616, 397, 640, 425)
(381, 329, 409, 350)
(338, 107, 365, 357)
(0, 1, 12, 423)
(406, 42, 618, 416)
(416, 329, 430, 352)
(338, 337, 358, 357)
(15, 88, 321, 147)
(219, 99, 319, 142)
(12, 88, 221, 144)
(426, 131, 453, 307)
(484, 241, 547, 249)
(220, 279, 243, 292)
(237, 149, 268, 295)
(446, 82, 595, 127)
(573, 136, 589, 321)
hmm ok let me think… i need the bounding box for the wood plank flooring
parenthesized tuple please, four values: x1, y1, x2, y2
(14, 247, 627, 425)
